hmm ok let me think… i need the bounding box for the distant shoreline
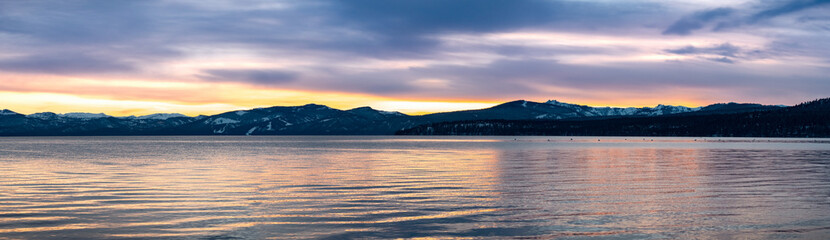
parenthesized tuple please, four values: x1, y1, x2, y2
(2, 98, 827, 137)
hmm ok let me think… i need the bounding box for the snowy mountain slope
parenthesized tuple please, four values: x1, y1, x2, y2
(166, 104, 414, 135)
(417, 100, 708, 122)
(0, 109, 19, 116)
(543, 100, 699, 118)
(0, 111, 194, 136)
(60, 113, 112, 119)
(134, 113, 189, 120)
(397, 98, 830, 137)
(0, 100, 786, 135)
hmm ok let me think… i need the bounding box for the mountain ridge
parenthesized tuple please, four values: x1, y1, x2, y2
(0, 99, 789, 136)
(396, 98, 830, 137)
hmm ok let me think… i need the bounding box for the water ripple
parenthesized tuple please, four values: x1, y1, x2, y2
(0, 136, 829, 239)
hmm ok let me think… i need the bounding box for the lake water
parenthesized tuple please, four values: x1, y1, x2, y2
(1, 136, 829, 239)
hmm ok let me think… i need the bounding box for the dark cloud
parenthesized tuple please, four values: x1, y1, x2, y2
(198, 69, 298, 85)
(0, 53, 135, 74)
(0, 0, 827, 105)
(797, 16, 830, 22)
(662, 8, 734, 35)
(161, 56, 830, 101)
(709, 57, 735, 64)
(0, 0, 668, 69)
(714, 0, 830, 31)
(331, 0, 557, 34)
(396, 59, 713, 99)
(400, 58, 829, 99)
(665, 43, 743, 63)
(667, 0, 830, 35)
(325, 0, 665, 56)
(0, 1, 156, 44)
(750, 0, 830, 23)
(0, 0, 185, 76)
(665, 43, 741, 57)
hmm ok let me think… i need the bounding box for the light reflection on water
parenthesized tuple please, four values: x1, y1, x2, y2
(0, 136, 829, 239)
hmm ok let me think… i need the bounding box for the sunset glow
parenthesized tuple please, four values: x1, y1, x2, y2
(1, 0, 828, 115)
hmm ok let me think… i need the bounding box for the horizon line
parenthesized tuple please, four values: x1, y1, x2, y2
(2, 98, 798, 118)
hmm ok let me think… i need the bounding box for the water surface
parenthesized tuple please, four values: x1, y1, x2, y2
(1, 136, 829, 239)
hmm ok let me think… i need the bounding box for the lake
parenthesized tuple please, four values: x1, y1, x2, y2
(1, 136, 829, 239)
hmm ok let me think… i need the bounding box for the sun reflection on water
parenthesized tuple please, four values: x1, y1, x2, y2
(0, 136, 829, 239)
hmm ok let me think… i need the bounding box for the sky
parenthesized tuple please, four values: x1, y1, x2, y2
(0, 0, 828, 116)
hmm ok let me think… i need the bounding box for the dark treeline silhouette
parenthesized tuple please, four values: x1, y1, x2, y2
(396, 98, 830, 137)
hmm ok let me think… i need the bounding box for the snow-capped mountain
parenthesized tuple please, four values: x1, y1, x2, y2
(417, 100, 710, 122)
(0, 110, 194, 136)
(60, 112, 112, 119)
(133, 113, 189, 120)
(0, 109, 19, 116)
(175, 104, 413, 135)
(0, 100, 786, 136)
(347, 107, 406, 119)
(26, 112, 59, 120)
(542, 100, 699, 118)
(398, 98, 830, 137)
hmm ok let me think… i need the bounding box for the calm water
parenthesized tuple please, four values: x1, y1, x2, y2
(1, 136, 830, 239)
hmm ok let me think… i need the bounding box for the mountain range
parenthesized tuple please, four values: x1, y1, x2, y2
(0, 99, 789, 136)
(397, 98, 830, 138)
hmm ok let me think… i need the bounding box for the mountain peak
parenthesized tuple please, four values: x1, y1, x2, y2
(136, 113, 188, 120)
(347, 106, 406, 117)
(299, 103, 333, 111)
(545, 99, 581, 107)
(348, 106, 375, 111)
(496, 100, 536, 108)
(26, 112, 58, 119)
(0, 97, 816, 136)
(502, 100, 527, 104)
(1, 109, 19, 115)
(302, 103, 328, 107)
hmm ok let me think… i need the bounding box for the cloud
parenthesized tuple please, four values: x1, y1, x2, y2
(709, 57, 735, 64)
(0, 53, 135, 74)
(0, 1, 185, 76)
(324, 0, 665, 57)
(330, 0, 558, 34)
(398, 57, 830, 100)
(662, 8, 734, 35)
(667, 43, 741, 56)
(666, 0, 830, 35)
(714, 0, 830, 31)
(0, 0, 666, 67)
(198, 69, 299, 85)
(665, 43, 741, 57)
(664, 43, 744, 63)
(749, 0, 830, 23)
(0, 0, 828, 107)
(0, 1, 156, 44)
